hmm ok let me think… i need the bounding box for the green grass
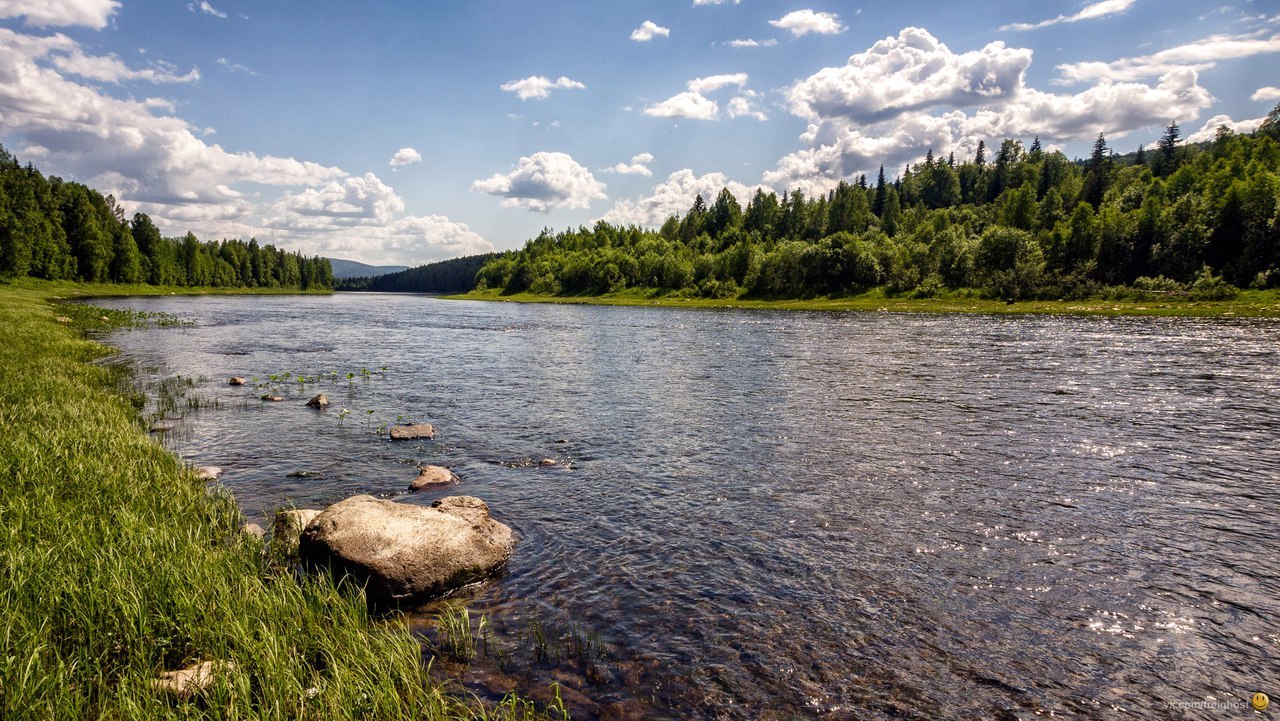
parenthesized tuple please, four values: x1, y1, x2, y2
(0, 280, 562, 720)
(450, 286, 1280, 318)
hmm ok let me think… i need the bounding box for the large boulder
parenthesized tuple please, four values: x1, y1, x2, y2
(300, 495, 514, 605)
(389, 423, 435, 440)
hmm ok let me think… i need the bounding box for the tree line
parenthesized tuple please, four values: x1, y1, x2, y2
(477, 106, 1280, 301)
(0, 145, 332, 290)
(336, 253, 496, 293)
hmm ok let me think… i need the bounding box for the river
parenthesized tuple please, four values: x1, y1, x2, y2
(91, 293, 1280, 720)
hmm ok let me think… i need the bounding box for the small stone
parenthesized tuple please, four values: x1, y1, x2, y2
(261, 394, 284, 402)
(539, 458, 558, 467)
(241, 523, 265, 539)
(409, 465, 460, 491)
(305, 393, 329, 408)
(389, 423, 435, 440)
(228, 377, 246, 386)
(152, 660, 235, 699)
(272, 509, 320, 557)
(194, 466, 221, 481)
(149, 419, 179, 433)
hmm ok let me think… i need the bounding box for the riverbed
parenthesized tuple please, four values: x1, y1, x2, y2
(93, 293, 1280, 720)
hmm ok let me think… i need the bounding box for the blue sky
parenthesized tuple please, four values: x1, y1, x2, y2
(1, 0, 1277, 265)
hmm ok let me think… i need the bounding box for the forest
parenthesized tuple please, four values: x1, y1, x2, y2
(476, 108, 1280, 301)
(336, 253, 496, 293)
(0, 145, 332, 290)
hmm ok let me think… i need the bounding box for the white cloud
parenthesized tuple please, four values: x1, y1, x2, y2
(607, 152, 655, 176)
(600, 169, 760, 227)
(644, 91, 719, 120)
(788, 27, 1031, 125)
(1002, 0, 1137, 32)
(500, 75, 585, 100)
(0, 0, 119, 28)
(1185, 114, 1267, 143)
(217, 57, 258, 75)
(687, 73, 748, 94)
(693, 0, 740, 4)
(766, 27, 1215, 194)
(726, 38, 778, 48)
(1055, 33, 1280, 84)
(187, 1, 226, 19)
(728, 94, 768, 121)
(472, 151, 607, 212)
(630, 20, 669, 42)
(268, 173, 404, 228)
(769, 9, 845, 37)
(646, 73, 755, 121)
(0, 26, 484, 267)
(1254, 86, 1280, 102)
(51, 47, 200, 84)
(389, 147, 422, 167)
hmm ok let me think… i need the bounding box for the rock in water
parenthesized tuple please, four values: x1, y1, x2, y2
(409, 465, 459, 491)
(228, 377, 246, 386)
(194, 466, 221, 481)
(306, 393, 329, 408)
(389, 423, 435, 440)
(272, 509, 321, 557)
(261, 394, 284, 402)
(300, 495, 514, 605)
(149, 419, 178, 433)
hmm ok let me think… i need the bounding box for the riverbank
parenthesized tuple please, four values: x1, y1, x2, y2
(450, 287, 1280, 318)
(0, 280, 546, 720)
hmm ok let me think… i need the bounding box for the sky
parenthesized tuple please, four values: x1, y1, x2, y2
(0, 0, 1278, 266)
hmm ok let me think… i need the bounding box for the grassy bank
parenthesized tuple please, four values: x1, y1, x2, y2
(450, 287, 1280, 318)
(0, 280, 545, 720)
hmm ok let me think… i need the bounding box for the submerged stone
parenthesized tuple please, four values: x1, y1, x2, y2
(389, 423, 435, 440)
(409, 465, 459, 491)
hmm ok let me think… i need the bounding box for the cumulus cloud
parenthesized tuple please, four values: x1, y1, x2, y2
(644, 91, 719, 120)
(1001, 0, 1137, 32)
(687, 73, 748, 94)
(1254, 86, 1280, 102)
(389, 147, 422, 167)
(765, 27, 1215, 194)
(630, 20, 669, 42)
(1055, 33, 1280, 84)
(600, 169, 760, 227)
(500, 75, 586, 100)
(472, 151, 607, 212)
(607, 152, 655, 176)
(645, 73, 756, 121)
(788, 27, 1031, 125)
(726, 38, 778, 48)
(728, 94, 768, 121)
(187, 1, 226, 19)
(0, 0, 119, 28)
(0, 26, 483, 266)
(769, 9, 845, 37)
(1185, 114, 1267, 143)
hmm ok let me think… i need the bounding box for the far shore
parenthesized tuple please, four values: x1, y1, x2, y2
(446, 287, 1280, 318)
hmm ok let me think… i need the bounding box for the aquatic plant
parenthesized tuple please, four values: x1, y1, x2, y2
(433, 605, 486, 664)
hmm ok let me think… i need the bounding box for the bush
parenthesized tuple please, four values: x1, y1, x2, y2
(1189, 265, 1238, 300)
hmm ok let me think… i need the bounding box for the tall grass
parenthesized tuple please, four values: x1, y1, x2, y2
(0, 282, 563, 720)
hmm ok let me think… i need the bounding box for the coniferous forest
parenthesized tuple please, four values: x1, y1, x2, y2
(476, 110, 1280, 301)
(0, 145, 332, 290)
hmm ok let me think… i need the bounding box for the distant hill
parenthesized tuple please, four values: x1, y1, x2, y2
(325, 258, 410, 279)
(335, 253, 499, 293)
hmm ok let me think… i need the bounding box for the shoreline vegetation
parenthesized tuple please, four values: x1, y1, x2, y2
(0, 279, 563, 720)
(450, 286, 1280, 318)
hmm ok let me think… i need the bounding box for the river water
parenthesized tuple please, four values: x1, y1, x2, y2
(92, 293, 1280, 720)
